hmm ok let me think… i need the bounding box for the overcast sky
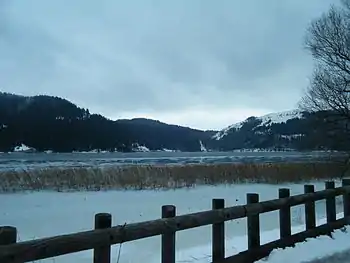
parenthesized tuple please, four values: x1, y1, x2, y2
(0, 0, 337, 130)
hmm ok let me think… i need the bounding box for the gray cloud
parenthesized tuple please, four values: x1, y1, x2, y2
(0, 0, 337, 129)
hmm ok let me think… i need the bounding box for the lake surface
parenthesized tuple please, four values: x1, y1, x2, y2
(0, 151, 337, 170)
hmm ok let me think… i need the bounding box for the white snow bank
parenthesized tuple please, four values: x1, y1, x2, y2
(162, 148, 178, 152)
(13, 144, 35, 152)
(303, 248, 350, 263)
(256, 214, 350, 263)
(134, 145, 150, 152)
(132, 143, 150, 152)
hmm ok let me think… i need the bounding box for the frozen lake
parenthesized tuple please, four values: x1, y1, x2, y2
(0, 181, 345, 263)
(0, 151, 337, 171)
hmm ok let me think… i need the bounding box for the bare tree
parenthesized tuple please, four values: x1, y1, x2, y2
(301, 0, 350, 116)
(301, 1, 350, 133)
(300, 0, 350, 174)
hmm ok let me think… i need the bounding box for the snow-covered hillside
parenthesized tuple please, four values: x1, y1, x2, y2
(213, 110, 304, 140)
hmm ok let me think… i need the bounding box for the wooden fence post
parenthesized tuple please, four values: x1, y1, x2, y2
(247, 193, 260, 250)
(325, 181, 336, 223)
(0, 226, 17, 246)
(304, 185, 316, 230)
(162, 205, 176, 263)
(94, 213, 112, 263)
(0, 226, 18, 262)
(279, 188, 291, 238)
(212, 199, 225, 262)
(342, 179, 350, 218)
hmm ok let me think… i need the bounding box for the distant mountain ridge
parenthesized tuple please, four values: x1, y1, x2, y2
(213, 110, 304, 140)
(0, 92, 346, 152)
(209, 109, 346, 151)
(0, 92, 214, 152)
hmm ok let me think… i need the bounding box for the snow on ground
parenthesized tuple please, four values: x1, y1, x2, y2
(13, 143, 35, 152)
(256, 214, 350, 263)
(281, 134, 304, 140)
(132, 143, 150, 152)
(304, 247, 350, 263)
(167, 213, 350, 263)
(257, 109, 304, 128)
(199, 140, 207, 152)
(162, 148, 178, 152)
(0, 181, 347, 263)
(212, 121, 244, 140)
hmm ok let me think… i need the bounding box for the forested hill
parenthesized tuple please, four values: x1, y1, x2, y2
(209, 110, 349, 151)
(0, 92, 346, 152)
(0, 92, 215, 152)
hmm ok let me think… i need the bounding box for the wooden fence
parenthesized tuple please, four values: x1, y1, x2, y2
(1, 179, 350, 263)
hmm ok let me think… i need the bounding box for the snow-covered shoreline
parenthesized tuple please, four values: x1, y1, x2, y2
(3, 144, 340, 154)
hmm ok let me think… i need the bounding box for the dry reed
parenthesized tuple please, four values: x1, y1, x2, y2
(0, 161, 348, 193)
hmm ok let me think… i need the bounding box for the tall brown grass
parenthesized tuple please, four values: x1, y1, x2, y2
(0, 162, 348, 192)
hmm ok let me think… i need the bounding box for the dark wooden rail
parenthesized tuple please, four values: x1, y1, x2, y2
(1, 179, 350, 263)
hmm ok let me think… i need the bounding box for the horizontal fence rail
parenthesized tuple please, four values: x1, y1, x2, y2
(1, 179, 350, 263)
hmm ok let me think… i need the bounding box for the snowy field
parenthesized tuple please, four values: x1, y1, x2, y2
(1, 181, 349, 263)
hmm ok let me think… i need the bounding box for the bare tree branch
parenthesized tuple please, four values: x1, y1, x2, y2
(300, 1, 350, 129)
(298, 0, 350, 162)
